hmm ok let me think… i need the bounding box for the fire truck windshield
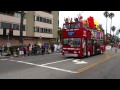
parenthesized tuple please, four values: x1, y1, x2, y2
(63, 23, 80, 29)
(63, 38, 81, 47)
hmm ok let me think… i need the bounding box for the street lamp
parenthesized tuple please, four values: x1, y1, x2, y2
(7, 32, 10, 55)
(19, 11, 25, 48)
(39, 36, 42, 45)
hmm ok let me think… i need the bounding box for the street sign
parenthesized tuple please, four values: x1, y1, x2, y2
(7, 43, 10, 47)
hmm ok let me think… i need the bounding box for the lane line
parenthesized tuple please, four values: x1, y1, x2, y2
(75, 52, 119, 74)
(8, 59, 76, 74)
(40, 58, 74, 66)
(39, 65, 76, 73)
(75, 53, 109, 73)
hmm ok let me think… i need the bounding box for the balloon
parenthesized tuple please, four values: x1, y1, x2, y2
(94, 20, 99, 26)
(94, 20, 101, 31)
(87, 16, 94, 29)
(83, 20, 88, 27)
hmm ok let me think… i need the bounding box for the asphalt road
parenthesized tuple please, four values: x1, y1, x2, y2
(0, 48, 120, 79)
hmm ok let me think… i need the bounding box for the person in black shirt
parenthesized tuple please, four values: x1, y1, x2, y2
(0, 45, 2, 57)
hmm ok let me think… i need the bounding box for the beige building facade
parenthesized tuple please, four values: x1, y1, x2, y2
(0, 11, 59, 46)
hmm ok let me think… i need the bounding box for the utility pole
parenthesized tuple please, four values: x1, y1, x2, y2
(19, 11, 24, 48)
(7, 32, 10, 55)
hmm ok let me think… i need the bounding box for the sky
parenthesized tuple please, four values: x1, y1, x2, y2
(59, 11, 120, 37)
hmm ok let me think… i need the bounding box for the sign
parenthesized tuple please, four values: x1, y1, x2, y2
(67, 31, 75, 36)
(7, 43, 10, 47)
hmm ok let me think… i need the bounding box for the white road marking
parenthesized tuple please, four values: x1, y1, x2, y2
(40, 58, 73, 66)
(8, 59, 76, 73)
(73, 59, 88, 64)
(40, 65, 76, 73)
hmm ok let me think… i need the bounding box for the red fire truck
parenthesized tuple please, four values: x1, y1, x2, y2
(61, 16, 106, 58)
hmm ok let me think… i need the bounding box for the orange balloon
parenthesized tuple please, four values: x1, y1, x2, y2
(83, 20, 87, 24)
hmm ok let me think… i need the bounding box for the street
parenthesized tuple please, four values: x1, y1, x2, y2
(0, 48, 120, 79)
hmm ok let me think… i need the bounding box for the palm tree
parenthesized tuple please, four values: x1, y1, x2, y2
(111, 26, 116, 36)
(109, 12, 115, 40)
(111, 26, 116, 44)
(103, 11, 109, 36)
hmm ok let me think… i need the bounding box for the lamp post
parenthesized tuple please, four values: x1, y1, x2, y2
(19, 11, 24, 48)
(7, 32, 10, 54)
(40, 36, 42, 45)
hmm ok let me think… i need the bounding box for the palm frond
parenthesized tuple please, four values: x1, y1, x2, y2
(103, 11, 109, 18)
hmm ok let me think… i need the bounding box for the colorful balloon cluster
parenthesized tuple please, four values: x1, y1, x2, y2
(83, 16, 102, 31)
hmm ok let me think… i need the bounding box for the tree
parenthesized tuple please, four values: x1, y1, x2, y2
(103, 11, 109, 36)
(111, 26, 116, 36)
(109, 12, 115, 40)
(111, 26, 116, 44)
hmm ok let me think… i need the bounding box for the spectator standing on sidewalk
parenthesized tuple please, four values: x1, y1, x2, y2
(28, 44, 32, 56)
(2, 45, 5, 53)
(23, 45, 27, 56)
(0, 45, 2, 57)
(10, 47, 13, 56)
(41, 44, 45, 55)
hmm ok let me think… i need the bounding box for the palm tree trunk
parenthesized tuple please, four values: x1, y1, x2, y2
(106, 17, 108, 42)
(106, 17, 108, 35)
(113, 31, 114, 44)
(110, 18, 112, 39)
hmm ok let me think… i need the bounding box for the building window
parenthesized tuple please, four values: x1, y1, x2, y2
(39, 17, 42, 22)
(35, 15, 53, 24)
(43, 18, 46, 23)
(49, 20, 52, 24)
(36, 27, 39, 32)
(13, 24, 19, 30)
(1, 22, 12, 29)
(14, 12, 21, 18)
(50, 29, 52, 34)
(34, 27, 36, 32)
(41, 28, 44, 33)
(40, 28, 43, 33)
(44, 28, 47, 33)
(46, 19, 49, 23)
(36, 16, 39, 21)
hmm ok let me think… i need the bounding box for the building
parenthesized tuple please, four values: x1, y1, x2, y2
(0, 11, 59, 47)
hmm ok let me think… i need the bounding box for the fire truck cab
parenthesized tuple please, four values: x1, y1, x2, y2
(62, 16, 106, 58)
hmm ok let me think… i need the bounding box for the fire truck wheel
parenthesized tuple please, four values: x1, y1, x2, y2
(88, 51, 90, 56)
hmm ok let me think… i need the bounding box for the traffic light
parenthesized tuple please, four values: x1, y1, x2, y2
(9, 28, 13, 37)
(3, 28, 6, 36)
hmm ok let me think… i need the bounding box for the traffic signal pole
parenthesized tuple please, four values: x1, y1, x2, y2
(20, 11, 24, 48)
(7, 32, 10, 55)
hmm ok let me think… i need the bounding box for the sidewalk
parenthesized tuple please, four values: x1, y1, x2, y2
(0, 52, 18, 59)
(0, 55, 18, 59)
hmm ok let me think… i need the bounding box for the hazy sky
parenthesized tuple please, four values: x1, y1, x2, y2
(59, 11, 120, 37)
